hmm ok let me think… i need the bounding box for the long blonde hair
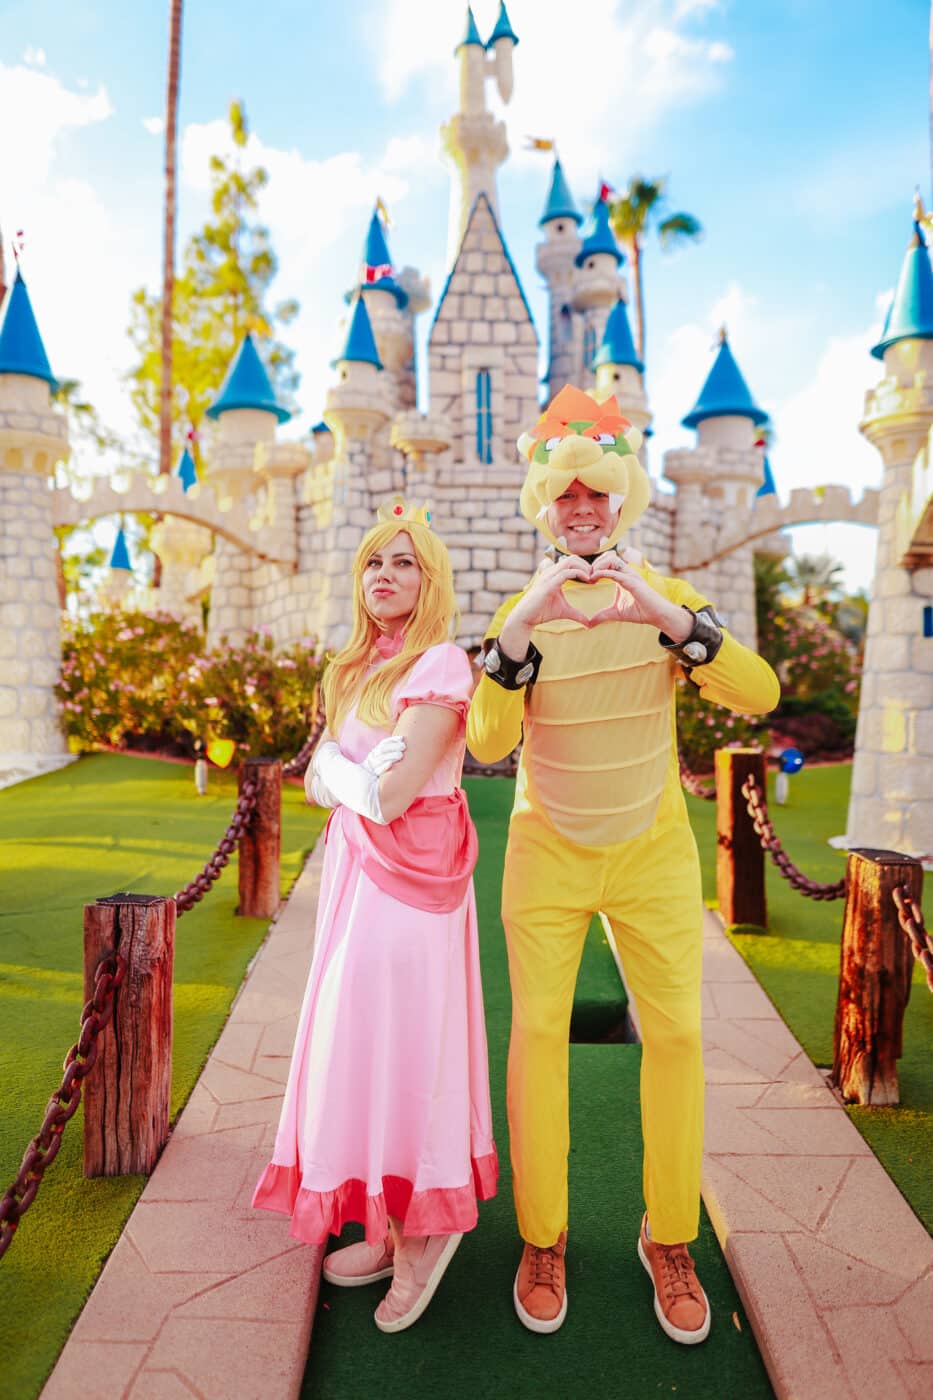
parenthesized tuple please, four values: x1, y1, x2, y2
(321, 519, 460, 733)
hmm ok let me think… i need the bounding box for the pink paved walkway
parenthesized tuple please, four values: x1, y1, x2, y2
(41, 845, 327, 1400)
(42, 857, 932, 1399)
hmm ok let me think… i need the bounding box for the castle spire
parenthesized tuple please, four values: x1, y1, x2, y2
(870, 204, 933, 360)
(206, 332, 290, 423)
(0, 267, 57, 386)
(681, 328, 767, 429)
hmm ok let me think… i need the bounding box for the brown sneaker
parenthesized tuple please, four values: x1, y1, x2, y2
(513, 1232, 568, 1334)
(637, 1214, 710, 1344)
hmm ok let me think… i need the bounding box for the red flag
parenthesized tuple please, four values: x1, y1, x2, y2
(598, 182, 615, 203)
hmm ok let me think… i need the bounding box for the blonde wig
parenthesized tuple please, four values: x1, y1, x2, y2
(321, 519, 460, 734)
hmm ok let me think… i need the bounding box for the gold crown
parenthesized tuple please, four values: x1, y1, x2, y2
(376, 495, 433, 527)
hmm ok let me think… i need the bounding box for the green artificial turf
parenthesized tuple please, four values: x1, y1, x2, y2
(0, 754, 326, 1400)
(302, 778, 770, 1399)
(686, 762, 933, 1231)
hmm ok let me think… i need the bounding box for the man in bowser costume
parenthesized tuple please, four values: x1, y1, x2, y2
(466, 385, 779, 1341)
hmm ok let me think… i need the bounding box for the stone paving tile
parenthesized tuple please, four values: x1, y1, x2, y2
(209, 1019, 265, 1073)
(824, 1305, 933, 1400)
(212, 1094, 284, 1134)
(138, 1318, 305, 1400)
(139, 1124, 263, 1205)
(707, 978, 779, 1020)
(169, 1082, 220, 1139)
(702, 1045, 772, 1085)
(198, 1058, 289, 1105)
(713, 1154, 852, 1231)
(743, 1106, 873, 1156)
(174, 1246, 315, 1323)
(894, 1272, 933, 1362)
(128, 1371, 204, 1400)
(725, 1233, 856, 1400)
(68, 1233, 228, 1344)
(817, 1158, 933, 1276)
(43, 1340, 150, 1400)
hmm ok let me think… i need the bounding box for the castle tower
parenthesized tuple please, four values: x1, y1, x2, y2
(102, 524, 134, 606)
(571, 197, 626, 392)
(312, 295, 392, 645)
(593, 296, 650, 434)
(536, 158, 584, 403)
(847, 204, 933, 857)
(148, 448, 213, 626)
(203, 332, 291, 646)
(0, 267, 70, 781)
(440, 5, 517, 266)
(350, 207, 429, 415)
(664, 328, 769, 647)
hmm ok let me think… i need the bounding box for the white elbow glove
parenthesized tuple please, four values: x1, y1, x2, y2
(308, 736, 406, 823)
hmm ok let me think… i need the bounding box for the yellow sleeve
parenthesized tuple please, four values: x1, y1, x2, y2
(663, 574, 780, 717)
(465, 592, 528, 764)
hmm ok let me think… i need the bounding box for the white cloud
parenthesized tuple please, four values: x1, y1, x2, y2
(23, 46, 47, 66)
(368, 0, 734, 183)
(142, 116, 165, 136)
(0, 62, 112, 186)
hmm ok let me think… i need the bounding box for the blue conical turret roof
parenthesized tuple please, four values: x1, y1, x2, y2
(574, 199, 623, 267)
(110, 526, 132, 572)
(681, 330, 768, 429)
(593, 298, 643, 373)
(757, 456, 777, 497)
(311, 420, 332, 435)
(871, 215, 933, 360)
(355, 208, 408, 309)
(206, 333, 291, 423)
(176, 447, 198, 493)
(487, 1, 519, 46)
(0, 269, 57, 387)
(455, 6, 484, 53)
(540, 158, 582, 228)
(335, 296, 383, 370)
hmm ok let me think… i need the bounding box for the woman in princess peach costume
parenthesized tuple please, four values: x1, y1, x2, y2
(252, 503, 497, 1333)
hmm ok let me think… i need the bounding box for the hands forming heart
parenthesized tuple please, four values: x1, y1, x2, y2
(517, 552, 666, 631)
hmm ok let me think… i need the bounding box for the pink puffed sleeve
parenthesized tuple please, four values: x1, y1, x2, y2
(392, 643, 475, 724)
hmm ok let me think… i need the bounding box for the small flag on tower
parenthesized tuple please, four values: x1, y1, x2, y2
(375, 195, 392, 228)
(525, 136, 555, 152)
(598, 181, 615, 203)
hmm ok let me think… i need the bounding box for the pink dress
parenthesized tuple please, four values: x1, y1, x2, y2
(252, 642, 497, 1245)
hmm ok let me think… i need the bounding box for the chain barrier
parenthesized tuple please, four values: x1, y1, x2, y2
(892, 885, 933, 994)
(0, 952, 126, 1262)
(282, 710, 326, 779)
(679, 753, 715, 801)
(174, 779, 258, 916)
(741, 773, 846, 901)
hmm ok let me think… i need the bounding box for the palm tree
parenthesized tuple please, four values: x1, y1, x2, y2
(155, 0, 184, 589)
(160, 1, 184, 481)
(608, 177, 702, 364)
(785, 552, 846, 610)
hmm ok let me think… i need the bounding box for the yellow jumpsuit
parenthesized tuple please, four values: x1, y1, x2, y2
(467, 566, 779, 1247)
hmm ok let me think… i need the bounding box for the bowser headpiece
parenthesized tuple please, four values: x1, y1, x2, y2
(517, 385, 650, 550)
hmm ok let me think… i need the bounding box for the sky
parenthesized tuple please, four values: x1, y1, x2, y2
(1, 0, 930, 593)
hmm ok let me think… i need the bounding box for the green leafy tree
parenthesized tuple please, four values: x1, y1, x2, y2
(608, 176, 702, 362)
(783, 551, 846, 612)
(127, 99, 300, 465)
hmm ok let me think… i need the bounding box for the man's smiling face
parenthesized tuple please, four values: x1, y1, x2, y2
(546, 479, 621, 555)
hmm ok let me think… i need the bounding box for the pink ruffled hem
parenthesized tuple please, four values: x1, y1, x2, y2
(252, 1148, 498, 1246)
(396, 693, 469, 723)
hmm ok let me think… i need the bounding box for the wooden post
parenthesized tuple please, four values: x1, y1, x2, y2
(832, 848, 920, 1105)
(83, 894, 175, 1177)
(715, 747, 767, 929)
(238, 757, 282, 918)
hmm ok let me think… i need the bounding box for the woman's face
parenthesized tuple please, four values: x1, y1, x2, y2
(362, 531, 422, 635)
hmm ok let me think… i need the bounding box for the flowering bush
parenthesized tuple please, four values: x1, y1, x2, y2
(675, 674, 762, 773)
(759, 607, 862, 757)
(57, 611, 323, 761)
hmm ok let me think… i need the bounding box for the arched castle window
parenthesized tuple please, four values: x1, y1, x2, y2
(476, 369, 493, 464)
(583, 323, 597, 371)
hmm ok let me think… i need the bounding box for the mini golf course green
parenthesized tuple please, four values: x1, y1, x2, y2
(0, 754, 325, 1399)
(302, 778, 772, 1399)
(685, 762, 932, 1232)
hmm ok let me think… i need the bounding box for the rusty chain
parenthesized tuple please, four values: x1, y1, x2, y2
(281, 710, 326, 779)
(892, 885, 933, 994)
(679, 753, 715, 801)
(0, 952, 126, 1262)
(741, 772, 846, 901)
(174, 779, 258, 915)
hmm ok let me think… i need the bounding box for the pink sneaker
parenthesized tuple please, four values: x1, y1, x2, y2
(322, 1233, 394, 1287)
(374, 1232, 463, 1333)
